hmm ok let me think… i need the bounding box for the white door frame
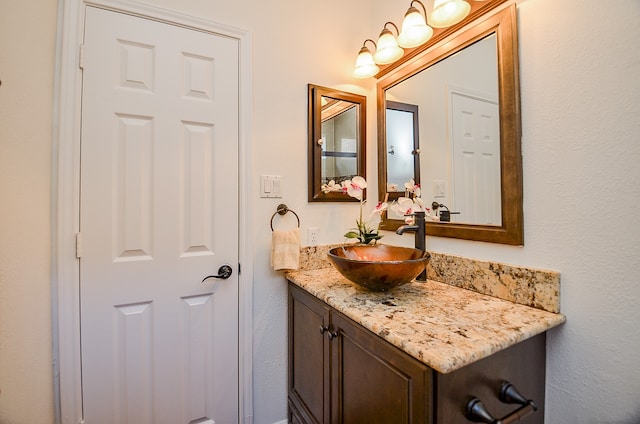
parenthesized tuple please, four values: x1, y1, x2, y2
(52, 1, 253, 422)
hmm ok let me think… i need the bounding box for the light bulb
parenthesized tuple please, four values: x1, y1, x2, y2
(430, 0, 471, 28)
(353, 45, 379, 78)
(398, 6, 433, 48)
(373, 28, 404, 65)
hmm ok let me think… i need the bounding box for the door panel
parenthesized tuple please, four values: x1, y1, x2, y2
(80, 7, 239, 423)
(451, 91, 501, 225)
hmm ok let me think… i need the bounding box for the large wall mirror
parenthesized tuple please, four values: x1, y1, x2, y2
(308, 84, 366, 202)
(377, 3, 523, 244)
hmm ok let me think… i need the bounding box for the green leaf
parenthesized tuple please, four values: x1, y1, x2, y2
(344, 231, 360, 239)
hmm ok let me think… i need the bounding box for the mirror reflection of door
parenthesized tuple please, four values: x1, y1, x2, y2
(320, 96, 358, 185)
(386, 101, 420, 192)
(450, 89, 501, 225)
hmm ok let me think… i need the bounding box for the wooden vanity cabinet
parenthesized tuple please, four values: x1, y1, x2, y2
(288, 282, 545, 424)
(288, 282, 331, 423)
(288, 283, 432, 424)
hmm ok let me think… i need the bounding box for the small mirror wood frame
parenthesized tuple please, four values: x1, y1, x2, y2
(308, 84, 367, 202)
(377, 2, 523, 245)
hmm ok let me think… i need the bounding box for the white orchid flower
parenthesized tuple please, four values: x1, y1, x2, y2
(321, 179, 343, 194)
(392, 197, 414, 214)
(343, 176, 367, 201)
(370, 201, 388, 217)
(402, 178, 420, 198)
(413, 196, 426, 209)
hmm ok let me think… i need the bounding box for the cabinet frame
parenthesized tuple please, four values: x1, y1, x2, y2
(288, 281, 546, 424)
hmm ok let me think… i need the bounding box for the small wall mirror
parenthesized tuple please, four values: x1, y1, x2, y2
(308, 84, 366, 202)
(377, 3, 523, 244)
(386, 101, 421, 195)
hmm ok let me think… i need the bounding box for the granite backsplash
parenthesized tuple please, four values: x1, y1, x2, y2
(297, 244, 560, 313)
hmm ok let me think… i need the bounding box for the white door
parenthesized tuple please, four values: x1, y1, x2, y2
(80, 7, 239, 423)
(450, 91, 501, 225)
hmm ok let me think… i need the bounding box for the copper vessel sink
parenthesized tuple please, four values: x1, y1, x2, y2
(327, 245, 430, 292)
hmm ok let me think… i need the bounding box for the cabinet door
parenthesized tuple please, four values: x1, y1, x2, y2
(330, 311, 433, 424)
(289, 284, 331, 424)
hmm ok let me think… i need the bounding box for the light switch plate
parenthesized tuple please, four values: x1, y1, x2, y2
(433, 180, 445, 198)
(260, 175, 283, 198)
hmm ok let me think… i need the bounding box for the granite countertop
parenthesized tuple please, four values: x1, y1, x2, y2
(286, 267, 566, 374)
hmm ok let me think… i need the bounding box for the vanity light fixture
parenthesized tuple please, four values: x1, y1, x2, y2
(429, 0, 471, 28)
(352, 0, 485, 78)
(397, 0, 433, 49)
(373, 22, 404, 65)
(353, 39, 380, 79)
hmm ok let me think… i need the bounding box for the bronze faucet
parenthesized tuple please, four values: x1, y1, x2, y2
(396, 211, 426, 281)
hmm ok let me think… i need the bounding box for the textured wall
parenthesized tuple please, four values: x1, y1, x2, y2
(517, 1, 640, 422)
(0, 0, 57, 422)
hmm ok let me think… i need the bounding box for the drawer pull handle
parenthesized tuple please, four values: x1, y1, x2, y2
(465, 382, 537, 424)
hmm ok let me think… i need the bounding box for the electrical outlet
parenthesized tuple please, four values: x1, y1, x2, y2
(308, 227, 320, 246)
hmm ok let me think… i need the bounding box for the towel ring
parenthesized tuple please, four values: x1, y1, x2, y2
(270, 204, 300, 231)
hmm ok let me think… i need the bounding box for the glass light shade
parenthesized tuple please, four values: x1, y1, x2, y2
(373, 29, 404, 65)
(430, 0, 471, 28)
(397, 7, 433, 48)
(353, 46, 380, 79)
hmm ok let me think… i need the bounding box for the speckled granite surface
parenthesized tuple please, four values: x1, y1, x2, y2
(427, 252, 560, 313)
(286, 267, 566, 374)
(299, 245, 561, 313)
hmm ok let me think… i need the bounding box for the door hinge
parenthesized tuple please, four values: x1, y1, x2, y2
(75, 232, 82, 258)
(79, 44, 85, 69)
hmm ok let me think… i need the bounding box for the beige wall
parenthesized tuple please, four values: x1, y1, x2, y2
(0, 0, 58, 421)
(1, 0, 639, 423)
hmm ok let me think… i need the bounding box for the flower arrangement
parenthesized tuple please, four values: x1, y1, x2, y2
(322, 176, 388, 244)
(388, 178, 439, 224)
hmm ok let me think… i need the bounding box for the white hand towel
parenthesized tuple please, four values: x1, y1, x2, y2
(271, 227, 300, 271)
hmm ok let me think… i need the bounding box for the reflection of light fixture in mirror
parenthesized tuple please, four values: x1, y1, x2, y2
(353, 39, 380, 79)
(430, 0, 471, 28)
(397, 0, 433, 49)
(373, 22, 404, 65)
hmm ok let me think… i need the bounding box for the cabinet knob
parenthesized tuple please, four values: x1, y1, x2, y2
(327, 331, 338, 340)
(319, 325, 329, 334)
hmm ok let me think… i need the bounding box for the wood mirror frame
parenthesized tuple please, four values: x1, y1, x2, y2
(377, 2, 523, 245)
(308, 84, 367, 202)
